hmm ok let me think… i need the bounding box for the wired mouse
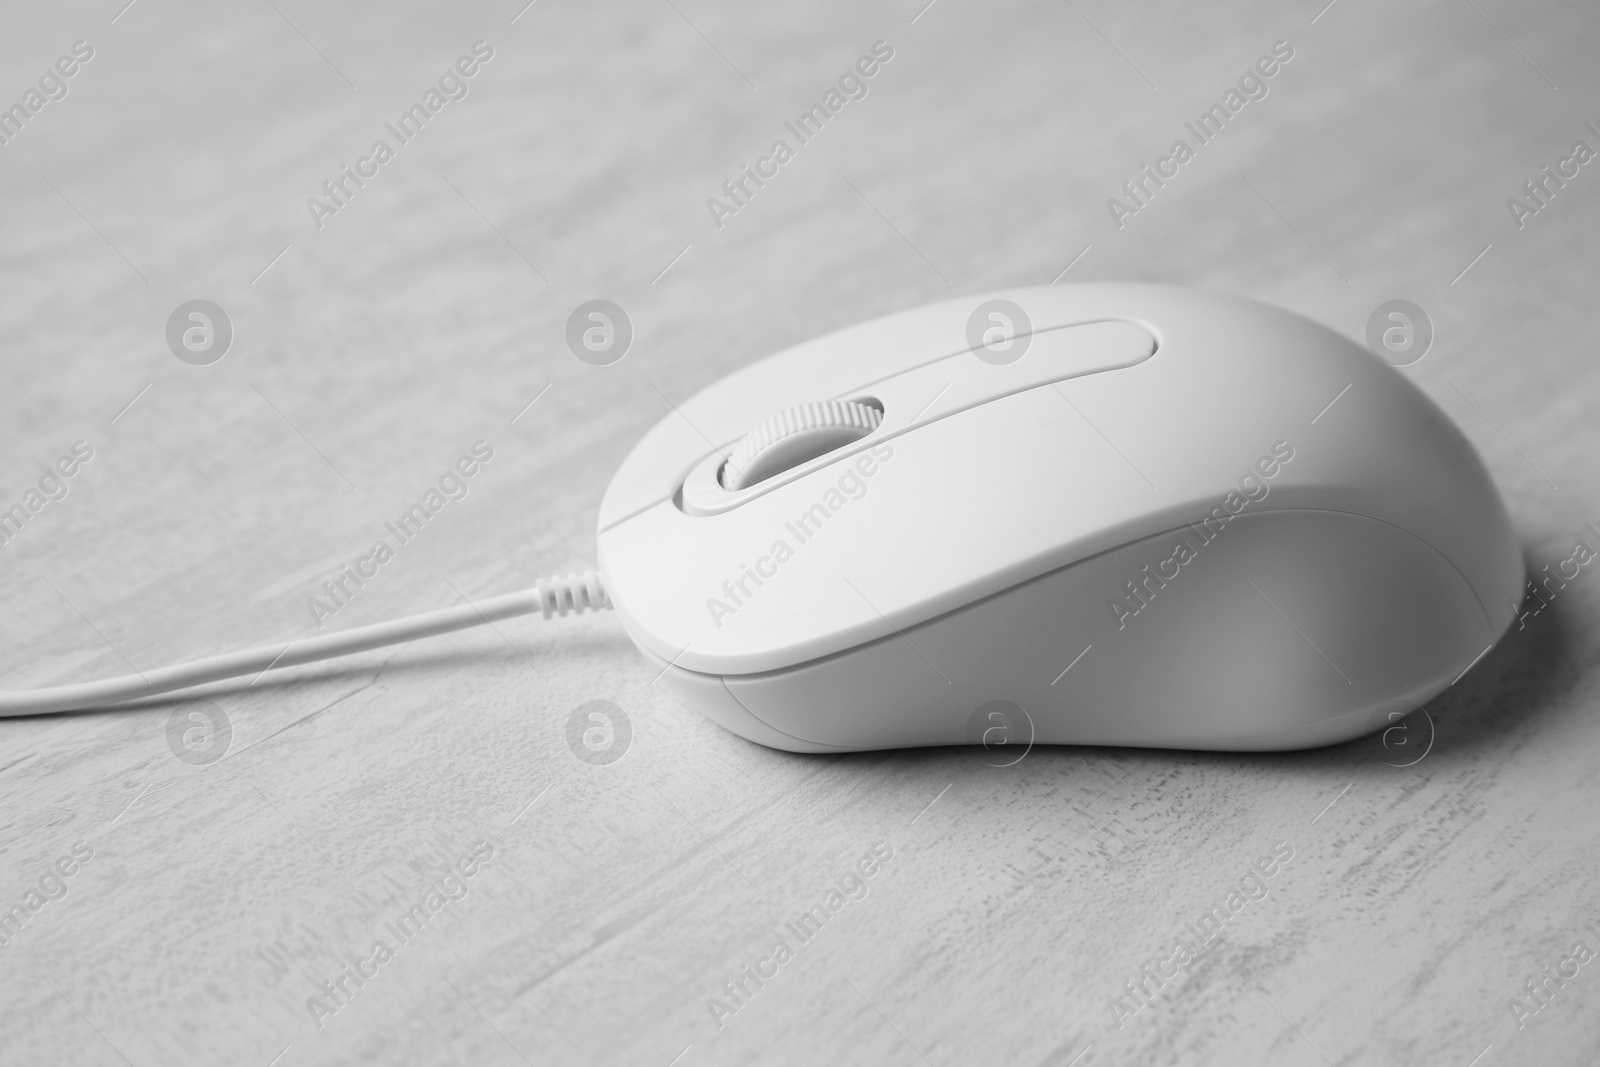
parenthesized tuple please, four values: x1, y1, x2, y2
(0, 284, 1522, 757)
(597, 283, 1523, 752)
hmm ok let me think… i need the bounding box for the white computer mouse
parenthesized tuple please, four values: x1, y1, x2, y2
(597, 284, 1522, 753)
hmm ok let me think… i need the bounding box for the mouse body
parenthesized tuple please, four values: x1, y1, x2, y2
(597, 284, 1522, 753)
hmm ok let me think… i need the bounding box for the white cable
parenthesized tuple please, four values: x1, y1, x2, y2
(0, 570, 610, 718)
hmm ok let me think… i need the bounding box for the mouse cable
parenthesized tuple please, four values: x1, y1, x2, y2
(0, 570, 611, 718)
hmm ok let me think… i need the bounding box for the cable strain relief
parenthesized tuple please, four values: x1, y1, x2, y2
(535, 569, 611, 618)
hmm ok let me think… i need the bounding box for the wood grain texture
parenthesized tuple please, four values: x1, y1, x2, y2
(1, 0, 1599, 1064)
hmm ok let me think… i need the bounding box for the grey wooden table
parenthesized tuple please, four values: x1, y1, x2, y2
(2, 0, 1599, 1064)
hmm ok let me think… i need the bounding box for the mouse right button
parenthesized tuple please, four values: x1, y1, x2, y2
(870, 320, 1157, 437)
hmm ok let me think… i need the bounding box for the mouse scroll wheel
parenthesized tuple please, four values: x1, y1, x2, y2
(720, 399, 883, 491)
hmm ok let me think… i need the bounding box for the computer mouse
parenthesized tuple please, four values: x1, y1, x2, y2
(597, 283, 1522, 753)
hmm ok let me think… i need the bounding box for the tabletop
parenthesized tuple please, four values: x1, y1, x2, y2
(2, 0, 1599, 1064)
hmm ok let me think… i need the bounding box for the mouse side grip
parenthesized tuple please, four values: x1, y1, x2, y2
(683, 509, 1507, 752)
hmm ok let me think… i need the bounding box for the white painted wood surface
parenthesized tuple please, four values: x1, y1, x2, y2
(1, 1, 1598, 1064)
